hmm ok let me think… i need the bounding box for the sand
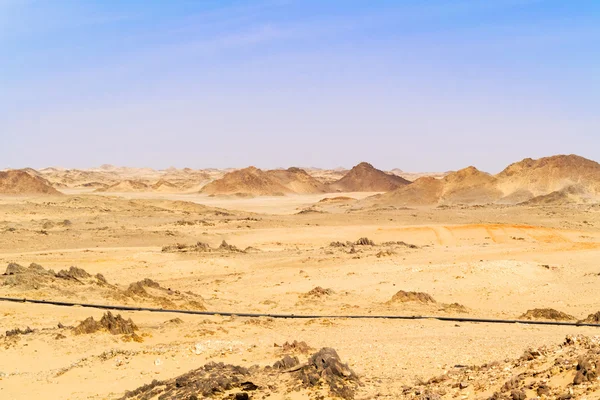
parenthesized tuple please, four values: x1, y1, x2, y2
(1, 187, 600, 398)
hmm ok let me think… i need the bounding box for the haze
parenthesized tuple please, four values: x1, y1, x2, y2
(2, 0, 600, 172)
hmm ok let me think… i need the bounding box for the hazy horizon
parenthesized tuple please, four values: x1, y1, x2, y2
(3, 152, 597, 176)
(2, 1, 599, 172)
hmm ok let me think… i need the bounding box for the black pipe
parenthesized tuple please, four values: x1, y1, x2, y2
(0, 296, 598, 327)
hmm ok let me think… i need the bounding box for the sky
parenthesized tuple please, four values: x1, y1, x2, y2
(1, 0, 599, 173)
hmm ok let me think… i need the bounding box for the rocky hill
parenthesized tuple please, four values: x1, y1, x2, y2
(329, 162, 410, 192)
(200, 167, 293, 196)
(0, 170, 62, 195)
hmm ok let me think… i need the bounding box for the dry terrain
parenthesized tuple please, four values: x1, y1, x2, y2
(3, 156, 600, 399)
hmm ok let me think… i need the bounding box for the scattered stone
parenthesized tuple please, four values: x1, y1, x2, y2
(354, 237, 375, 246)
(1, 262, 104, 289)
(296, 208, 325, 215)
(4, 263, 28, 275)
(279, 340, 312, 354)
(56, 266, 92, 281)
(440, 303, 469, 313)
(574, 356, 598, 384)
(304, 286, 334, 298)
(120, 347, 359, 399)
(579, 311, 600, 324)
(161, 241, 212, 253)
(293, 348, 360, 399)
(388, 290, 436, 304)
(161, 240, 245, 253)
(5, 327, 34, 337)
(519, 308, 576, 321)
(218, 240, 243, 252)
(381, 241, 419, 249)
(0, 262, 206, 311)
(330, 237, 376, 247)
(273, 355, 300, 370)
(73, 312, 137, 335)
(399, 335, 600, 399)
(376, 249, 396, 258)
(164, 318, 184, 325)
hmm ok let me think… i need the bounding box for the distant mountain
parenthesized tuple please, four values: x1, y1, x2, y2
(329, 162, 410, 192)
(0, 170, 62, 195)
(360, 155, 600, 207)
(496, 154, 600, 197)
(95, 180, 150, 193)
(266, 168, 329, 194)
(200, 167, 293, 196)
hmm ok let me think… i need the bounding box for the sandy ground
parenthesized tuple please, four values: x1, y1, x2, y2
(1, 193, 600, 399)
(60, 189, 380, 215)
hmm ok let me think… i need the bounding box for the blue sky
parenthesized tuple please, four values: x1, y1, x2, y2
(1, 0, 599, 172)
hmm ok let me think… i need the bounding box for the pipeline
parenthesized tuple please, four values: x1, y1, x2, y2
(1, 296, 599, 328)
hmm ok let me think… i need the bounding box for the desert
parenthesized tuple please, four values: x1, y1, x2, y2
(1, 155, 600, 399)
(4, 2, 599, 398)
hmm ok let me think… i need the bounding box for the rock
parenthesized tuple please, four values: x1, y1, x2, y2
(280, 340, 312, 354)
(510, 389, 526, 400)
(273, 355, 299, 370)
(120, 347, 359, 400)
(388, 290, 436, 304)
(519, 308, 576, 321)
(573, 356, 597, 385)
(304, 286, 334, 298)
(73, 312, 137, 335)
(4, 263, 28, 275)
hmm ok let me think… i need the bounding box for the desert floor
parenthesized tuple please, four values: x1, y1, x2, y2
(2, 192, 600, 399)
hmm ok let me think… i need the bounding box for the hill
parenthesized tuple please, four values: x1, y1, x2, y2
(440, 166, 502, 204)
(95, 180, 150, 193)
(200, 167, 293, 196)
(151, 179, 181, 192)
(365, 176, 444, 207)
(329, 162, 410, 192)
(519, 185, 593, 206)
(266, 167, 329, 194)
(496, 154, 600, 198)
(361, 155, 600, 208)
(363, 167, 500, 207)
(0, 170, 62, 195)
